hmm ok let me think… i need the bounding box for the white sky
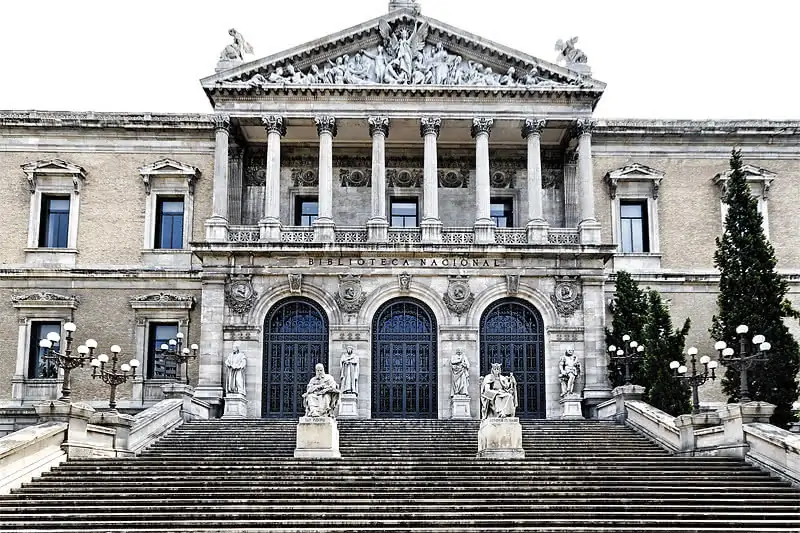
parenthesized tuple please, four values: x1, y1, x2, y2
(1, 0, 798, 119)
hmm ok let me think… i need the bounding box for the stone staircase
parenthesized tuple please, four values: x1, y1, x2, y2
(0, 418, 798, 532)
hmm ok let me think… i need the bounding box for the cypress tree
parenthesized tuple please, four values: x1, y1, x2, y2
(606, 271, 648, 387)
(710, 149, 800, 428)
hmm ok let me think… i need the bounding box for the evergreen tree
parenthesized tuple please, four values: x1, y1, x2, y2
(641, 290, 692, 416)
(606, 271, 648, 387)
(710, 149, 800, 428)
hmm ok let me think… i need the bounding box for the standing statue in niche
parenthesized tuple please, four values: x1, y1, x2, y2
(224, 344, 247, 395)
(480, 363, 518, 419)
(340, 344, 359, 395)
(220, 28, 254, 62)
(559, 348, 582, 397)
(450, 349, 470, 397)
(302, 363, 341, 418)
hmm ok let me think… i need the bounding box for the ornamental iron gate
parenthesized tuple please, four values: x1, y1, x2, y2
(372, 298, 438, 418)
(479, 298, 546, 418)
(262, 297, 328, 418)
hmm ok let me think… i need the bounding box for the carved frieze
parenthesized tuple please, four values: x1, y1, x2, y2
(490, 170, 516, 189)
(438, 169, 468, 188)
(551, 277, 583, 318)
(542, 166, 563, 189)
(292, 168, 318, 187)
(132, 292, 194, 303)
(334, 274, 367, 314)
(12, 291, 78, 304)
(340, 168, 372, 187)
(443, 276, 474, 317)
(387, 168, 423, 188)
(225, 276, 257, 315)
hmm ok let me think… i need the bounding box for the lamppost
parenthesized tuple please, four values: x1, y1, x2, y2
(608, 334, 645, 385)
(156, 332, 199, 385)
(90, 345, 140, 410)
(38, 322, 97, 402)
(670, 347, 718, 414)
(715, 324, 770, 403)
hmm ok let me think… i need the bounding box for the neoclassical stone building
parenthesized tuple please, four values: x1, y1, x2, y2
(1, 0, 799, 428)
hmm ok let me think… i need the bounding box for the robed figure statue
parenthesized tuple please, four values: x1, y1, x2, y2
(339, 345, 359, 395)
(302, 363, 341, 418)
(480, 363, 518, 419)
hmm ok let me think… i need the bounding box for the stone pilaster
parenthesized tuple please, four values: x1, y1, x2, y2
(471, 117, 494, 244)
(581, 275, 612, 407)
(576, 118, 601, 244)
(259, 115, 286, 242)
(194, 272, 226, 412)
(314, 116, 337, 243)
(205, 114, 230, 242)
(420, 117, 442, 243)
(522, 118, 549, 243)
(367, 116, 389, 243)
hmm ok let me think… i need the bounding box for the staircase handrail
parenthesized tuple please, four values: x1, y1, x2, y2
(0, 421, 67, 495)
(743, 423, 800, 486)
(624, 399, 680, 452)
(128, 398, 184, 455)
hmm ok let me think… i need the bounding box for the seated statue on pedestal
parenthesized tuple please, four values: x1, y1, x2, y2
(480, 363, 518, 419)
(302, 363, 341, 418)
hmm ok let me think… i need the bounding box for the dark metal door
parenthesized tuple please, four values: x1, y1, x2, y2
(263, 297, 328, 418)
(372, 298, 437, 418)
(480, 298, 546, 418)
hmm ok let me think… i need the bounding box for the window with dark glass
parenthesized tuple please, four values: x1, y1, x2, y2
(295, 197, 319, 226)
(490, 198, 513, 227)
(147, 322, 178, 379)
(39, 195, 70, 248)
(28, 321, 60, 379)
(620, 200, 649, 253)
(155, 197, 184, 249)
(390, 198, 418, 227)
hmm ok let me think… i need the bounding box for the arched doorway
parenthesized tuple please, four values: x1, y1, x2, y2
(262, 297, 328, 418)
(372, 298, 438, 418)
(479, 298, 546, 418)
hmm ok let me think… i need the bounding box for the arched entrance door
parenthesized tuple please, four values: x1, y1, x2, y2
(372, 298, 438, 418)
(479, 298, 546, 418)
(262, 297, 328, 418)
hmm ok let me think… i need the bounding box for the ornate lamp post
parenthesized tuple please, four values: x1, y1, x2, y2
(38, 322, 97, 402)
(156, 332, 199, 385)
(90, 345, 140, 410)
(670, 347, 718, 414)
(608, 334, 645, 385)
(715, 324, 770, 403)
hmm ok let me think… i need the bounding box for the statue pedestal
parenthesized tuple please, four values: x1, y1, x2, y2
(559, 394, 584, 419)
(294, 416, 341, 459)
(450, 395, 471, 419)
(477, 417, 524, 459)
(222, 393, 248, 419)
(338, 393, 358, 419)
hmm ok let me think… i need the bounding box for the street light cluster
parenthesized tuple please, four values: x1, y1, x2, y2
(608, 334, 645, 386)
(156, 332, 199, 385)
(670, 347, 718, 414)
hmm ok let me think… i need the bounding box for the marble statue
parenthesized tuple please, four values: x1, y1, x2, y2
(480, 363, 518, 419)
(555, 36, 588, 66)
(450, 349, 470, 397)
(339, 344, 359, 395)
(302, 363, 341, 417)
(224, 344, 247, 395)
(559, 348, 582, 397)
(220, 28, 253, 62)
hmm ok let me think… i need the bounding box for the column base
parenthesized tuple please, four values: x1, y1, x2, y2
(450, 395, 471, 419)
(204, 217, 229, 243)
(222, 393, 248, 419)
(366, 218, 389, 243)
(338, 393, 359, 419)
(420, 219, 443, 243)
(477, 417, 525, 459)
(578, 219, 601, 245)
(526, 219, 550, 244)
(559, 394, 585, 419)
(259, 218, 282, 243)
(294, 416, 341, 458)
(473, 219, 496, 245)
(313, 219, 336, 243)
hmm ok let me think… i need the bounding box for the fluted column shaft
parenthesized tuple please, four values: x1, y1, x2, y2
(577, 119, 597, 223)
(472, 118, 493, 223)
(523, 118, 546, 223)
(211, 114, 230, 220)
(368, 117, 389, 221)
(262, 116, 286, 223)
(421, 117, 441, 221)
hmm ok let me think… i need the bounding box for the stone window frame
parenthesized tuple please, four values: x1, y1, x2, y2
(389, 195, 420, 227)
(287, 186, 320, 228)
(139, 159, 199, 267)
(489, 190, 521, 228)
(11, 292, 80, 404)
(713, 164, 775, 240)
(130, 293, 195, 405)
(22, 159, 86, 266)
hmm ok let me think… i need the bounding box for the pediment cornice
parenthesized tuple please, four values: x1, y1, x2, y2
(713, 164, 776, 199)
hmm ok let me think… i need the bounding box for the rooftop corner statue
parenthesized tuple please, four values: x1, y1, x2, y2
(480, 363, 519, 419)
(302, 364, 341, 418)
(219, 28, 253, 62)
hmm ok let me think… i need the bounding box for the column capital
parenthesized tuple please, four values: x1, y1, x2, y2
(522, 118, 546, 138)
(211, 113, 231, 133)
(368, 116, 390, 138)
(261, 115, 286, 136)
(576, 118, 597, 136)
(314, 115, 338, 137)
(420, 116, 441, 138)
(470, 117, 493, 138)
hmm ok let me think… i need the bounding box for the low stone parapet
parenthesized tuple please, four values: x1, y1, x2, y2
(0, 421, 67, 495)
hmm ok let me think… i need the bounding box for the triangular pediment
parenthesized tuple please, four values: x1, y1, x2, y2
(713, 164, 776, 199)
(202, 9, 605, 97)
(22, 158, 86, 178)
(604, 163, 664, 199)
(138, 158, 200, 177)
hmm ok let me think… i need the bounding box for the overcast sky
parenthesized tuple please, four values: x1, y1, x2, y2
(1, 0, 798, 119)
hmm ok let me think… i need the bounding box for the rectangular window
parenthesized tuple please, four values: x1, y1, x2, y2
(294, 197, 319, 226)
(28, 321, 61, 379)
(620, 200, 649, 253)
(38, 195, 70, 248)
(490, 198, 513, 228)
(390, 198, 418, 227)
(155, 197, 184, 249)
(147, 322, 178, 379)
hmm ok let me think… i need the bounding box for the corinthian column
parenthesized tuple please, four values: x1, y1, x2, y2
(471, 117, 494, 244)
(259, 115, 285, 242)
(576, 118, 601, 244)
(206, 113, 230, 242)
(522, 118, 549, 243)
(420, 117, 442, 243)
(314, 116, 337, 243)
(367, 116, 389, 242)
